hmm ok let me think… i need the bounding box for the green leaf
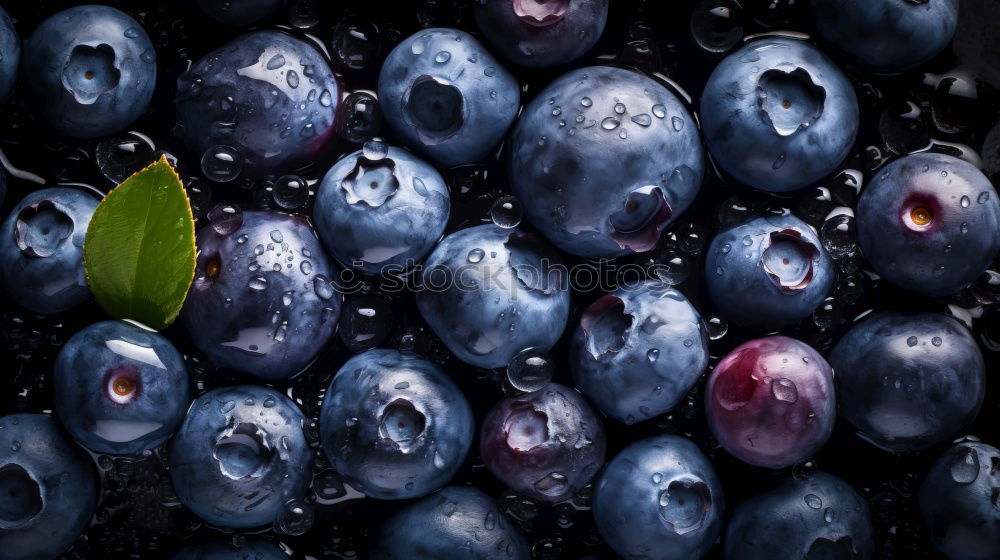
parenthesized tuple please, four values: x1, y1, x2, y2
(84, 155, 196, 330)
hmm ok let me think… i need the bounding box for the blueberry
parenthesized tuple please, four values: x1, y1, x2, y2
(481, 382, 606, 502)
(22, 5, 156, 139)
(705, 215, 835, 328)
(0, 414, 98, 560)
(192, 0, 281, 27)
(54, 320, 189, 455)
(0, 6, 20, 101)
(0, 187, 98, 315)
(830, 312, 985, 452)
(569, 280, 709, 424)
(180, 210, 341, 380)
(170, 537, 287, 560)
(370, 486, 531, 560)
(919, 441, 1000, 560)
(811, 0, 959, 73)
(706, 336, 835, 469)
(724, 472, 874, 559)
(700, 37, 859, 192)
(319, 349, 473, 500)
(168, 385, 312, 529)
(313, 142, 450, 274)
(509, 66, 704, 257)
(416, 225, 570, 369)
(593, 435, 725, 560)
(856, 153, 1000, 297)
(175, 30, 339, 177)
(378, 28, 519, 167)
(472, 0, 609, 68)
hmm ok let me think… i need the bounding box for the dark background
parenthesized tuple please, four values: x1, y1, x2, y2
(1, 0, 999, 558)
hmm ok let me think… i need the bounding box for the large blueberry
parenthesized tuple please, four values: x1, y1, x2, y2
(569, 280, 709, 424)
(181, 210, 341, 380)
(472, 0, 609, 68)
(168, 385, 312, 529)
(192, 0, 281, 26)
(313, 141, 450, 274)
(706, 336, 836, 469)
(170, 537, 287, 560)
(856, 153, 1000, 297)
(22, 5, 156, 139)
(416, 224, 570, 369)
(593, 435, 725, 560)
(700, 37, 859, 192)
(378, 28, 519, 167)
(706, 215, 834, 328)
(830, 312, 985, 452)
(724, 472, 874, 559)
(370, 486, 531, 560)
(509, 66, 704, 257)
(175, 30, 339, 177)
(319, 349, 473, 500)
(919, 441, 1000, 560)
(53, 320, 190, 455)
(0, 6, 19, 101)
(811, 0, 959, 73)
(0, 414, 98, 560)
(481, 382, 606, 502)
(0, 187, 98, 315)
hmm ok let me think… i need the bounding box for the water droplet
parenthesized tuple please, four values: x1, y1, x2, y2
(266, 54, 286, 70)
(601, 117, 621, 130)
(671, 116, 685, 131)
(434, 51, 451, 63)
(533, 472, 569, 498)
(978, 191, 991, 204)
(632, 114, 652, 127)
(507, 347, 554, 392)
(647, 348, 660, 362)
(614, 102, 626, 114)
(773, 153, 787, 170)
(652, 104, 666, 118)
(491, 195, 523, 228)
(273, 175, 309, 209)
(771, 378, 798, 403)
(484, 66, 497, 77)
(362, 138, 389, 160)
(201, 145, 243, 183)
(961, 196, 971, 208)
(248, 276, 267, 291)
(907, 336, 918, 347)
(949, 447, 980, 484)
(313, 276, 334, 300)
(286, 70, 300, 89)
(467, 248, 486, 263)
(11, 440, 20, 452)
(208, 203, 243, 235)
(124, 27, 141, 39)
(824, 507, 835, 523)
(961, 222, 969, 234)
(270, 230, 284, 243)
(263, 396, 276, 408)
(580, 97, 593, 107)
(804, 494, 822, 509)
(652, 472, 663, 484)
(932, 336, 942, 346)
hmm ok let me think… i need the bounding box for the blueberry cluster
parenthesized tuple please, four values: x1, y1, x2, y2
(0, 1, 998, 559)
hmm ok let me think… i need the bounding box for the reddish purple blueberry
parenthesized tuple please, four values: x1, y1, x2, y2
(480, 383, 606, 503)
(706, 336, 836, 469)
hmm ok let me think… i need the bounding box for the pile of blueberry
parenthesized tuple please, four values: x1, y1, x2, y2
(0, 1, 999, 559)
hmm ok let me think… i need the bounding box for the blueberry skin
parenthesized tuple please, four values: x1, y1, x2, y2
(509, 66, 704, 258)
(593, 435, 725, 560)
(856, 153, 1000, 297)
(724, 473, 874, 559)
(168, 385, 312, 529)
(0, 414, 98, 560)
(472, 0, 609, 68)
(313, 145, 450, 274)
(53, 320, 190, 455)
(180, 210, 342, 380)
(481, 382, 606, 502)
(811, 0, 959, 73)
(705, 215, 834, 328)
(0, 187, 98, 315)
(830, 312, 985, 452)
(0, 6, 20, 101)
(416, 224, 571, 369)
(378, 28, 520, 167)
(706, 336, 836, 469)
(170, 537, 287, 560)
(919, 442, 1000, 560)
(371, 486, 531, 560)
(700, 37, 859, 193)
(319, 349, 474, 500)
(569, 280, 709, 424)
(175, 30, 339, 176)
(21, 5, 156, 139)
(192, 0, 281, 26)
